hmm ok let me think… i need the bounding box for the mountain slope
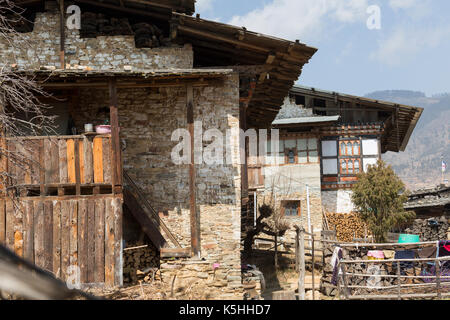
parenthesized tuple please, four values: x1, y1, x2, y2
(365, 90, 450, 190)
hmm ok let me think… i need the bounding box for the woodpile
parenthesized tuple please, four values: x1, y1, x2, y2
(123, 241, 159, 285)
(80, 12, 172, 48)
(326, 212, 370, 242)
(404, 217, 450, 241)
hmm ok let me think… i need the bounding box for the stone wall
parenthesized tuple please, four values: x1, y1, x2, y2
(72, 73, 242, 298)
(404, 217, 450, 241)
(258, 163, 323, 242)
(0, 11, 193, 70)
(322, 189, 355, 214)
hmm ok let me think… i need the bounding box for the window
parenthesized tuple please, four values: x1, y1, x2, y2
(286, 149, 296, 164)
(267, 137, 318, 165)
(281, 200, 301, 217)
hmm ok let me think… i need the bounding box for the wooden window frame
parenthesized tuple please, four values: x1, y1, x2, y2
(281, 200, 301, 217)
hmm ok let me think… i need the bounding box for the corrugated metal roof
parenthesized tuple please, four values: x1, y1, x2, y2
(272, 115, 340, 126)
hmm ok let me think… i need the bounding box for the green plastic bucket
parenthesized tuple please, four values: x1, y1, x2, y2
(398, 234, 420, 243)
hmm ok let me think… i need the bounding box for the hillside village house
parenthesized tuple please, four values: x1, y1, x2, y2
(247, 86, 423, 241)
(0, 0, 317, 299)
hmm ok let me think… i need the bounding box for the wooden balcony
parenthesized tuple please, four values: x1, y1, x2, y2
(0, 134, 122, 197)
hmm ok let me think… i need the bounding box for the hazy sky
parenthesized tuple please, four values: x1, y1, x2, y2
(195, 0, 450, 97)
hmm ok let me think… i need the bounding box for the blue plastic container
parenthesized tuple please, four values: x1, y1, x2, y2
(398, 234, 420, 243)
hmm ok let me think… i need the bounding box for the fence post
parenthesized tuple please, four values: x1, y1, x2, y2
(397, 262, 401, 300)
(311, 225, 315, 300)
(274, 233, 278, 269)
(341, 262, 349, 300)
(436, 260, 442, 300)
(298, 227, 305, 300)
(295, 228, 299, 272)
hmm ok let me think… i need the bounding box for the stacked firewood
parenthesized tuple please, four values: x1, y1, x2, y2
(81, 12, 134, 37)
(79, 12, 172, 48)
(123, 241, 159, 285)
(132, 22, 171, 48)
(326, 212, 370, 242)
(405, 217, 450, 241)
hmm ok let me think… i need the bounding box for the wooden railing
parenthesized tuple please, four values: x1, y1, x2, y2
(1, 134, 120, 195)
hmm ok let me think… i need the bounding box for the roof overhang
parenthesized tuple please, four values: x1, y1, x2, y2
(289, 86, 424, 153)
(16, 68, 232, 88)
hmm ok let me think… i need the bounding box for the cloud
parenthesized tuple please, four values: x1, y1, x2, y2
(228, 0, 369, 41)
(370, 25, 450, 66)
(388, 0, 433, 19)
(195, 0, 214, 13)
(389, 0, 418, 9)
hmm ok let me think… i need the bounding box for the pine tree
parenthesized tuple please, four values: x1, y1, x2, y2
(352, 160, 415, 243)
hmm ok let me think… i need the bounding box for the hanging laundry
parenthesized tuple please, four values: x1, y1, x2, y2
(368, 250, 384, 260)
(383, 250, 395, 259)
(331, 247, 343, 286)
(417, 246, 437, 259)
(393, 250, 415, 272)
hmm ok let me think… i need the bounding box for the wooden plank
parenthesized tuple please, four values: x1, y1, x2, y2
(60, 200, 71, 281)
(44, 138, 52, 184)
(94, 198, 105, 284)
(87, 199, 95, 283)
(43, 200, 53, 272)
(33, 200, 45, 269)
(5, 198, 14, 251)
(102, 138, 111, 184)
(69, 200, 78, 270)
(50, 138, 60, 184)
(23, 200, 34, 263)
(59, 139, 68, 184)
(93, 137, 104, 183)
(13, 200, 24, 258)
(52, 200, 61, 278)
(0, 199, 5, 244)
(113, 197, 123, 286)
(77, 199, 88, 284)
(66, 139, 76, 184)
(104, 198, 115, 288)
(79, 139, 85, 184)
(0, 137, 7, 192)
(160, 248, 192, 258)
(75, 140, 81, 195)
(83, 137, 93, 184)
(8, 142, 16, 186)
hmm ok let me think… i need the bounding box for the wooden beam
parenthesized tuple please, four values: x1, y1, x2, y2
(109, 79, 121, 193)
(59, 0, 65, 69)
(187, 84, 200, 257)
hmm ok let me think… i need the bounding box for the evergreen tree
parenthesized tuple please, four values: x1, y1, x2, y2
(352, 160, 415, 243)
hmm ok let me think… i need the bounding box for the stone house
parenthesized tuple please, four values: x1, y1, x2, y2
(0, 0, 317, 299)
(247, 85, 423, 241)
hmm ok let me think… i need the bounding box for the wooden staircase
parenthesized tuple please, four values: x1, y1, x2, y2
(123, 171, 190, 257)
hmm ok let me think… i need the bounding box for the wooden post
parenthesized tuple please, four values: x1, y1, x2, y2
(298, 227, 305, 300)
(397, 262, 401, 300)
(436, 260, 442, 300)
(59, 0, 65, 69)
(187, 84, 199, 257)
(295, 228, 299, 272)
(341, 262, 349, 300)
(109, 79, 122, 194)
(274, 233, 278, 269)
(311, 227, 315, 300)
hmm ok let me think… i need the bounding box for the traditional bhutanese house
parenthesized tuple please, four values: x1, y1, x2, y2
(247, 85, 423, 240)
(0, 0, 316, 298)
